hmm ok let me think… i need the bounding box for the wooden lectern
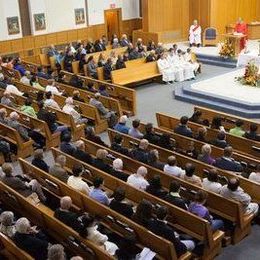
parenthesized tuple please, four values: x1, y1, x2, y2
(223, 33, 247, 56)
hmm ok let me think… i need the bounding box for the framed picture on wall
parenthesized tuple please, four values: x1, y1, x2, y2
(7, 17, 20, 35)
(34, 13, 46, 31)
(74, 8, 85, 25)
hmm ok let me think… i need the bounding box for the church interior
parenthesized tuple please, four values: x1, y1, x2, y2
(0, 0, 260, 259)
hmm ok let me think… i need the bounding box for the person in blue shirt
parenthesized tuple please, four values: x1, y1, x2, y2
(13, 58, 26, 76)
(89, 177, 110, 205)
(114, 115, 130, 134)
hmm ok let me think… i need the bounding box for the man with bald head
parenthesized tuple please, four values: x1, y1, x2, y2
(220, 178, 259, 216)
(215, 146, 243, 172)
(189, 20, 202, 47)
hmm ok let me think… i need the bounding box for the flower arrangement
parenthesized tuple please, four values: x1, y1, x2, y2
(236, 61, 260, 87)
(219, 40, 235, 58)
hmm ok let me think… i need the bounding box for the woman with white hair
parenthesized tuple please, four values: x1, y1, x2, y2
(13, 217, 49, 259)
(62, 97, 88, 125)
(111, 158, 128, 181)
(47, 244, 66, 260)
(197, 144, 216, 165)
(0, 211, 16, 237)
(127, 166, 149, 190)
(114, 115, 130, 134)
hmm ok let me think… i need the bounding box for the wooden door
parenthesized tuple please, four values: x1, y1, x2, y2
(104, 9, 122, 42)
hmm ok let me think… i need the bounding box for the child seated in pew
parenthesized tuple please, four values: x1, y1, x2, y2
(188, 190, 224, 231)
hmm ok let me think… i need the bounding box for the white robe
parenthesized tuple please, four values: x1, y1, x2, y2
(167, 54, 185, 82)
(175, 56, 195, 80)
(189, 25, 202, 45)
(157, 58, 175, 82)
(184, 53, 200, 73)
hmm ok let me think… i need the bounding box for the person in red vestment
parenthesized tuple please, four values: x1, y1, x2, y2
(234, 17, 248, 51)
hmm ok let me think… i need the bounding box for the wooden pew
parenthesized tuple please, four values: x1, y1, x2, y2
(18, 159, 187, 260)
(156, 113, 260, 159)
(194, 106, 260, 134)
(37, 77, 123, 117)
(82, 138, 253, 245)
(60, 70, 137, 116)
(0, 123, 34, 158)
(0, 232, 33, 260)
(125, 58, 146, 68)
(0, 104, 60, 149)
(111, 62, 161, 86)
(51, 147, 226, 259)
(138, 122, 260, 173)
(0, 181, 113, 260)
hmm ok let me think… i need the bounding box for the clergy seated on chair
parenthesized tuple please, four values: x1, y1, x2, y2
(220, 178, 259, 216)
(157, 53, 175, 84)
(215, 146, 243, 173)
(189, 19, 202, 48)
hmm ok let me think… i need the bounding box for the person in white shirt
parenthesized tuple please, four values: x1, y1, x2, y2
(249, 165, 260, 183)
(67, 164, 90, 194)
(44, 91, 61, 110)
(127, 166, 149, 190)
(45, 79, 63, 96)
(202, 168, 222, 193)
(167, 48, 185, 82)
(157, 53, 175, 83)
(62, 97, 88, 125)
(6, 78, 23, 96)
(176, 50, 195, 80)
(189, 20, 202, 47)
(20, 71, 31, 85)
(180, 163, 202, 187)
(164, 156, 185, 177)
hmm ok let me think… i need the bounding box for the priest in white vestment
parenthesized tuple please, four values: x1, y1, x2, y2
(157, 53, 175, 83)
(167, 48, 185, 82)
(184, 48, 201, 74)
(176, 50, 195, 80)
(189, 20, 202, 47)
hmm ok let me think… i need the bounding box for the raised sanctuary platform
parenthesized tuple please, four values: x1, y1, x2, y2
(175, 69, 260, 118)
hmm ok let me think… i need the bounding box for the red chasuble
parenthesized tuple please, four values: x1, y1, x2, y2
(235, 22, 248, 50)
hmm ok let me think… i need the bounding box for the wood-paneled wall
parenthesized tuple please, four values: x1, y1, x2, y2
(142, 0, 190, 39)
(210, 0, 260, 33)
(0, 18, 142, 56)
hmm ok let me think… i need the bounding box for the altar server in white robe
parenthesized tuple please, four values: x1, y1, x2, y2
(189, 20, 202, 47)
(167, 48, 185, 82)
(184, 48, 201, 74)
(176, 50, 195, 80)
(157, 53, 175, 83)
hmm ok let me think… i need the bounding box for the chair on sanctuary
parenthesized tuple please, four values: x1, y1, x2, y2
(203, 27, 218, 46)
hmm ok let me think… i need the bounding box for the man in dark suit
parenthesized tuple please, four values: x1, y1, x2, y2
(32, 149, 49, 173)
(60, 133, 77, 156)
(94, 39, 106, 52)
(147, 206, 194, 257)
(210, 131, 228, 149)
(244, 123, 260, 141)
(111, 134, 130, 156)
(73, 140, 93, 165)
(111, 158, 129, 182)
(143, 123, 160, 145)
(93, 149, 112, 173)
(165, 181, 188, 210)
(174, 116, 193, 137)
(131, 139, 150, 164)
(215, 146, 243, 172)
(103, 58, 113, 80)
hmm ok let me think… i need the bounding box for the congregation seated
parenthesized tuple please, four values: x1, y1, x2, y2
(120, 34, 130, 47)
(1, 91, 15, 107)
(20, 71, 31, 85)
(202, 168, 222, 193)
(13, 217, 49, 260)
(103, 58, 113, 80)
(147, 149, 165, 171)
(30, 75, 45, 91)
(60, 133, 77, 156)
(21, 97, 37, 118)
(110, 134, 130, 156)
(248, 164, 260, 183)
(197, 144, 216, 165)
(244, 123, 260, 141)
(110, 187, 134, 218)
(98, 85, 109, 97)
(220, 178, 259, 216)
(67, 164, 90, 194)
(147, 40, 156, 51)
(131, 139, 150, 164)
(46, 79, 63, 96)
(115, 55, 126, 70)
(48, 244, 66, 260)
(188, 190, 224, 231)
(163, 155, 185, 177)
(89, 176, 110, 206)
(13, 57, 26, 76)
(92, 149, 112, 174)
(229, 119, 245, 137)
(210, 116, 226, 132)
(111, 158, 128, 181)
(148, 206, 195, 256)
(143, 123, 160, 145)
(49, 154, 69, 182)
(44, 91, 61, 110)
(165, 181, 189, 210)
(85, 126, 108, 147)
(0, 211, 16, 238)
(128, 119, 143, 139)
(97, 53, 106, 67)
(72, 90, 84, 102)
(32, 149, 49, 173)
(6, 78, 24, 96)
(195, 127, 207, 142)
(215, 146, 243, 172)
(145, 50, 157, 63)
(73, 140, 93, 165)
(94, 39, 106, 52)
(210, 131, 229, 148)
(127, 166, 149, 190)
(37, 66, 52, 80)
(86, 56, 98, 79)
(174, 116, 193, 137)
(158, 133, 175, 150)
(114, 115, 130, 134)
(145, 175, 167, 199)
(180, 163, 202, 187)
